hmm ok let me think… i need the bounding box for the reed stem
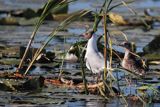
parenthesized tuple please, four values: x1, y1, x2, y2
(103, 11, 108, 80)
(77, 44, 88, 94)
(16, 0, 52, 73)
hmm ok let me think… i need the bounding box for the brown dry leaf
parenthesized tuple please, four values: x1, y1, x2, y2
(76, 82, 103, 90)
(45, 79, 62, 86)
(14, 72, 24, 78)
(108, 12, 128, 25)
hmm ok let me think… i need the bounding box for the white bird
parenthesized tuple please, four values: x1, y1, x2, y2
(82, 30, 110, 76)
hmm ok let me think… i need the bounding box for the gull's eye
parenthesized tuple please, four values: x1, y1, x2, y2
(124, 42, 128, 46)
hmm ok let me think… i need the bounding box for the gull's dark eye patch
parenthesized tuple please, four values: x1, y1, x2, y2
(124, 42, 128, 45)
(86, 32, 89, 35)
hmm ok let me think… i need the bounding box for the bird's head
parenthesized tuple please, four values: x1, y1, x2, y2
(81, 29, 94, 39)
(119, 41, 133, 51)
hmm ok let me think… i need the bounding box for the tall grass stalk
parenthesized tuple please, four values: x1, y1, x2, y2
(77, 44, 88, 94)
(58, 53, 68, 80)
(92, 0, 107, 33)
(103, 80, 115, 95)
(107, 32, 116, 80)
(103, 11, 108, 80)
(121, 94, 128, 106)
(108, 36, 112, 70)
(16, 0, 76, 73)
(102, 0, 113, 80)
(137, 95, 147, 106)
(97, 85, 109, 100)
(16, 0, 51, 72)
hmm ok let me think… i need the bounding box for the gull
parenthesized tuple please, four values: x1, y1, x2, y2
(81, 30, 110, 77)
(119, 41, 146, 76)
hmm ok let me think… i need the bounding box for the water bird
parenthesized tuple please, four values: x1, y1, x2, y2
(81, 30, 110, 78)
(119, 41, 146, 76)
(144, 8, 159, 17)
(65, 41, 87, 62)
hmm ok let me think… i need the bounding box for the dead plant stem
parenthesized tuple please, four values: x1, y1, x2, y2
(103, 12, 108, 80)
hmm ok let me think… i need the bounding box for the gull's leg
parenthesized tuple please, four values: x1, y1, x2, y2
(96, 73, 101, 83)
(91, 72, 96, 83)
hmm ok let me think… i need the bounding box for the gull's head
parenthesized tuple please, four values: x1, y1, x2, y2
(81, 30, 94, 39)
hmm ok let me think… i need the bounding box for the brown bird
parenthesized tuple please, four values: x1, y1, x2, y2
(119, 41, 147, 76)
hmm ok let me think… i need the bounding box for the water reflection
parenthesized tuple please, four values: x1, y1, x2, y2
(63, 99, 142, 107)
(86, 101, 105, 107)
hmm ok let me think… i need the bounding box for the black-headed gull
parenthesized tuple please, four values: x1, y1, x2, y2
(82, 30, 110, 76)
